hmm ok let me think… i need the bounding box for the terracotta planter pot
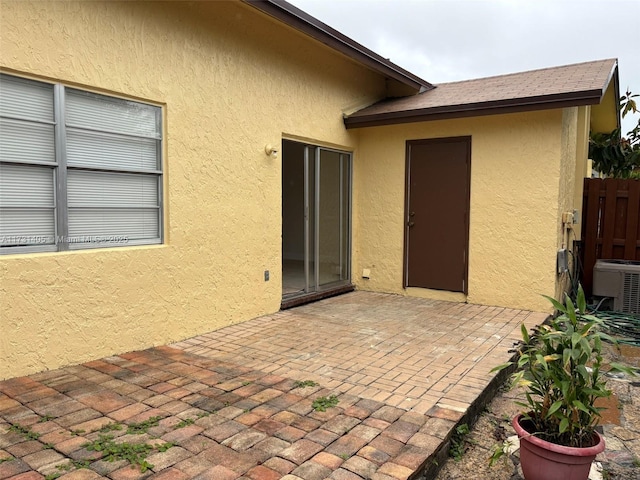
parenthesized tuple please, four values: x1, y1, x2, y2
(513, 414, 605, 480)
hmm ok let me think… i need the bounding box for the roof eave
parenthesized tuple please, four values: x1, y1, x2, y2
(612, 64, 622, 132)
(344, 89, 605, 129)
(242, 0, 433, 92)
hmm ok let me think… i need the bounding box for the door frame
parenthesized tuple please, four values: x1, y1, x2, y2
(403, 136, 471, 293)
(281, 139, 354, 308)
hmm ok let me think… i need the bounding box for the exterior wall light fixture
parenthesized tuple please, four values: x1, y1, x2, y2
(265, 144, 278, 158)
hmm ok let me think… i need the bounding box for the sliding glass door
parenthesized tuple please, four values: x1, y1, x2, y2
(282, 140, 351, 299)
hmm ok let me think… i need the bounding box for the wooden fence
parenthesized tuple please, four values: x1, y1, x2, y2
(581, 178, 640, 295)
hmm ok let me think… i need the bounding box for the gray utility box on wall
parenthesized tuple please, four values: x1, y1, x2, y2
(592, 259, 640, 314)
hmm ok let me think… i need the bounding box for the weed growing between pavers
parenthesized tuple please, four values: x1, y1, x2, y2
(312, 395, 339, 412)
(8, 423, 41, 440)
(39, 414, 55, 422)
(175, 418, 195, 428)
(57, 459, 91, 471)
(5, 414, 178, 474)
(293, 380, 318, 389)
(126, 416, 162, 434)
(82, 434, 174, 472)
(98, 422, 124, 433)
(449, 423, 475, 461)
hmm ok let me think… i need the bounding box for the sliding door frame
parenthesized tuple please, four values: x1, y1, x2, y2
(281, 141, 353, 307)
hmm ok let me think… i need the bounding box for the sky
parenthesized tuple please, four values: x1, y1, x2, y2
(288, 0, 639, 134)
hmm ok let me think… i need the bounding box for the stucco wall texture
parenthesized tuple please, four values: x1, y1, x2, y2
(352, 110, 572, 312)
(0, 1, 591, 379)
(0, 0, 382, 379)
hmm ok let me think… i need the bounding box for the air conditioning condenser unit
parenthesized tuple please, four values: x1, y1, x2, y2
(592, 259, 640, 314)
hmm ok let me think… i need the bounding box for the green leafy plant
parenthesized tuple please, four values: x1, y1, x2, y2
(492, 285, 633, 448)
(82, 434, 173, 472)
(55, 460, 89, 472)
(590, 89, 640, 178)
(98, 422, 124, 433)
(311, 395, 339, 412)
(449, 424, 471, 461)
(293, 380, 318, 389)
(157, 442, 174, 452)
(175, 418, 195, 429)
(126, 416, 161, 434)
(8, 424, 40, 440)
(0, 457, 13, 464)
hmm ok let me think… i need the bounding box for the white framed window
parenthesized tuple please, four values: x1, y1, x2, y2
(0, 73, 163, 253)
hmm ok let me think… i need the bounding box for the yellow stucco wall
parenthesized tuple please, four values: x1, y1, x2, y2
(0, 0, 385, 379)
(573, 106, 591, 241)
(555, 107, 579, 298)
(352, 110, 566, 312)
(0, 1, 598, 380)
(591, 81, 619, 133)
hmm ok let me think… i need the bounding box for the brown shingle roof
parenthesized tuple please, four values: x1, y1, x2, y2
(345, 59, 618, 128)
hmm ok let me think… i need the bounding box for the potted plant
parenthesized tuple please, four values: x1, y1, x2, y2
(492, 286, 631, 480)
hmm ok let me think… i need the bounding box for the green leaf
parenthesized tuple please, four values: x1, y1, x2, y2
(510, 371, 526, 389)
(559, 417, 569, 433)
(535, 354, 548, 370)
(576, 365, 589, 381)
(517, 354, 530, 368)
(521, 323, 530, 343)
(542, 294, 566, 313)
(562, 348, 571, 368)
(565, 297, 577, 324)
(576, 285, 586, 313)
(609, 362, 637, 376)
(571, 332, 581, 348)
(573, 400, 590, 414)
(597, 332, 617, 344)
(561, 381, 569, 399)
(490, 362, 513, 373)
(547, 400, 563, 417)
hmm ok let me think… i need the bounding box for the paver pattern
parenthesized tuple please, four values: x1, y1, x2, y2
(0, 292, 547, 479)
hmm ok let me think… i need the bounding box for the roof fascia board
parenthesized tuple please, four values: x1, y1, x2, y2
(612, 64, 621, 131)
(345, 90, 605, 129)
(242, 0, 433, 92)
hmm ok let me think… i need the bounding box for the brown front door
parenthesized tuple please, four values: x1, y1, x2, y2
(404, 137, 471, 293)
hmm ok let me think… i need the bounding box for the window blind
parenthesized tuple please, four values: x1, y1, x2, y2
(0, 75, 56, 247)
(0, 73, 162, 253)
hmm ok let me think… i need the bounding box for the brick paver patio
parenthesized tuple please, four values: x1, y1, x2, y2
(0, 292, 547, 479)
